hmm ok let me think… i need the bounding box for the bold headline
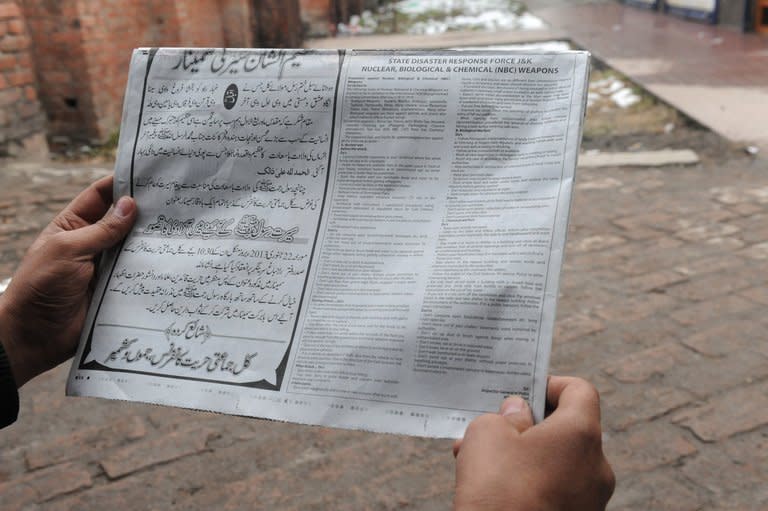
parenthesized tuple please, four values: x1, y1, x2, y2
(360, 56, 560, 75)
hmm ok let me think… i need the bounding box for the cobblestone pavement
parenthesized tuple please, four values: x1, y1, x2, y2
(1, 149, 767, 511)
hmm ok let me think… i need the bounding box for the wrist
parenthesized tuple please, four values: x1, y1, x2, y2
(0, 295, 31, 387)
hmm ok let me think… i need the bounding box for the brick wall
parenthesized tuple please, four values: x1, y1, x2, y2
(1, 0, 318, 150)
(0, 0, 44, 155)
(21, 0, 254, 145)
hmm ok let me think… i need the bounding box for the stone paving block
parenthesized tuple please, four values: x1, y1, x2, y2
(603, 384, 695, 432)
(720, 429, 768, 465)
(594, 293, 676, 323)
(735, 225, 768, 244)
(25, 416, 146, 470)
(669, 294, 756, 326)
(605, 421, 698, 473)
(667, 348, 768, 398)
(623, 269, 688, 293)
(681, 447, 766, 496)
(0, 462, 92, 507)
(553, 313, 605, 343)
(674, 382, 768, 442)
(675, 223, 740, 242)
(665, 271, 756, 302)
(100, 427, 214, 479)
(568, 233, 627, 253)
(739, 241, 768, 260)
(41, 477, 168, 511)
(702, 236, 745, 251)
(738, 286, 768, 307)
(681, 320, 768, 358)
(607, 467, 707, 511)
(611, 211, 679, 233)
(674, 254, 746, 277)
(726, 202, 765, 217)
(603, 343, 690, 383)
(710, 186, 753, 206)
(621, 243, 718, 276)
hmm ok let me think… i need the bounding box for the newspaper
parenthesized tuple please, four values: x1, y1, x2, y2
(67, 48, 590, 438)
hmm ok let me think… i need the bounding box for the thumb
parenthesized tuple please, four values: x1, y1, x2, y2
(499, 396, 534, 434)
(66, 196, 137, 256)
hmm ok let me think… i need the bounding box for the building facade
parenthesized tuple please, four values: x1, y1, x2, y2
(0, 0, 312, 155)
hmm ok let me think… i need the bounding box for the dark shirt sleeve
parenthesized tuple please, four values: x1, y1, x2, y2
(0, 340, 19, 428)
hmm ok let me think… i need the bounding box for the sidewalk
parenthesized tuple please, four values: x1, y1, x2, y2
(308, 0, 768, 152)
(533, 1, 768, 151)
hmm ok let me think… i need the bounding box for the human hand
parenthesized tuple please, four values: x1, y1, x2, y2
(453, 376, 615, 511)
(0, 175, 137, 387)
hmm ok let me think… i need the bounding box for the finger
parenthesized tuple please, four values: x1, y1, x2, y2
(61, 175, 116, 226)
(454, 396, 533, 457)
(499, 396, 534, 434)
(544, 376, 601, 426)
(60, 196, 137, 256)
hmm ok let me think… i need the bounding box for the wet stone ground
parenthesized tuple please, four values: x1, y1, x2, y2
(0, 128, 767, 509)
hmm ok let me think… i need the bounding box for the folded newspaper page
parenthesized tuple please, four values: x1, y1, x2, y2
(67, 48, 590, 438)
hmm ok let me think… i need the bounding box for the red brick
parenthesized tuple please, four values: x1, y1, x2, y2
(0, 34, 29, 51)
(0, 3, 21, 20)
(100, 427, 214, 479)
(6, 69, 32, 86)
(0, 87, 20, 106)
(674, 381, 768, 442)
(7, 18, 23, 35)
(25, 416, 147, 470)
(0, 54, 15, 71)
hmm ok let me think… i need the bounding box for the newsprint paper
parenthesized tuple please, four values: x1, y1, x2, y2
(67, 48, 590, 438)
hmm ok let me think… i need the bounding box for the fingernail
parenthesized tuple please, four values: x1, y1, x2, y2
(501, 396, 527, 416)
(114, 197, 133, 218)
